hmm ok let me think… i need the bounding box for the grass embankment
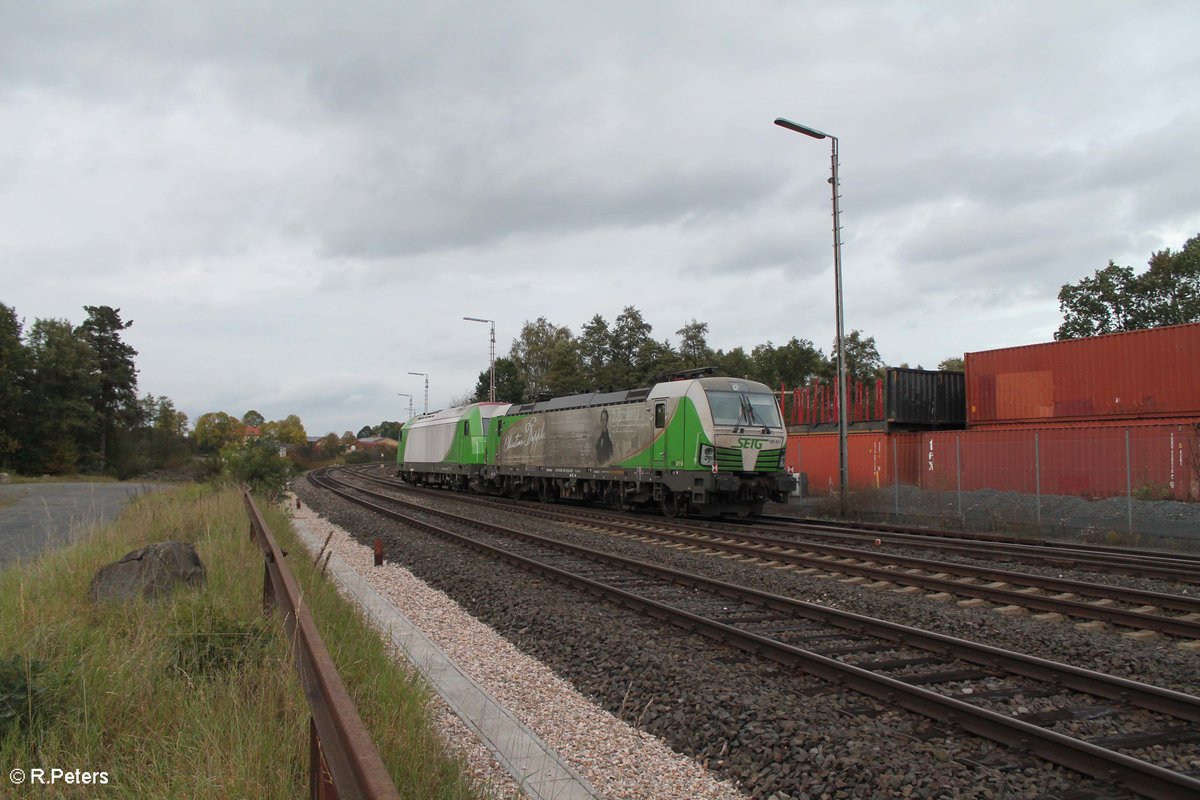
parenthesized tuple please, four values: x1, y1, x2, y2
(0, 484, 488, 799)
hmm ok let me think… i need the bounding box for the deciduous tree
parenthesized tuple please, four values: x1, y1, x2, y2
(374, 420, 402, 439)
(610, 306, 654, 387)
(472, 357, 523, 404)
(714, 346, 753, 379)
(194, 411, 243, 453)
(509, 317, 580, 400)
(1056, 234, 1200, 339)
(830, 330, 885, 384)
(262, 414, 307, 446)
(750, 337, 825, 389)
(676, 319, 713, 369)
(316, 433, 342, 459)
(1055, 261, 1139, 339)
(578, 314, 614, 389)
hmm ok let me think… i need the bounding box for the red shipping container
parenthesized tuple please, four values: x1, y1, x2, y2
(965, 322, 1200, 426)
(788, 432, 920, 494)
(918, 423, 1198, 501)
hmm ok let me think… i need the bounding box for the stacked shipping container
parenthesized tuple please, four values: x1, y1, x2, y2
(965, 322, 1200, 427)
(788, 323, 1200, 501)
(790, 423, 1199, 501)
(783, 368, 965, 430)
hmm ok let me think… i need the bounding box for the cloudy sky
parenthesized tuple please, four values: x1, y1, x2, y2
(3, 2, 1198, 437)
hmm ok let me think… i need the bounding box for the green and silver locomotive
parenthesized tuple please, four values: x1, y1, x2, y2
(397, 374, 796, 516)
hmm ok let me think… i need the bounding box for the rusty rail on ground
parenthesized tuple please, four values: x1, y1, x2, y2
(242, 489, 401, 800)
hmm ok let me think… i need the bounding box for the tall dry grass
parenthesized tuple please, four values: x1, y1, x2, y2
(0, 484, 487, 799)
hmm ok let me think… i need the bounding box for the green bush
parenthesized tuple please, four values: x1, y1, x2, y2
(0, 655, 51, 732)
(343, 447, 395, 465)
(219, 440, 294, 500)
(1131, 480, 1170, 501)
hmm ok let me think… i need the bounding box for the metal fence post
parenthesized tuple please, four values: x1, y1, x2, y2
(1035, 432, 1041, 530)
(311, 717, 337, 800)
(955, 435, 963, 524)
(1126, 428, 1133, 537)
(263, 560, 274, 616)
(893, 437, 899, 519)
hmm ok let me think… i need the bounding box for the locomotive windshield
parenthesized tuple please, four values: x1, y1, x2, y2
(705, 390, 783, 429)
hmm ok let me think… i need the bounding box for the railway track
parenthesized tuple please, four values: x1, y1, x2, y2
(311, 467, 1200, 799)
(752, 514, 1200, 584)
(349, 468, 1200, 640)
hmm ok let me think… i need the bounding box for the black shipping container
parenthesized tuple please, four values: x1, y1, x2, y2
(885, 368, 965, 429)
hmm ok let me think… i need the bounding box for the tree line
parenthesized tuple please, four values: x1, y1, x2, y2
(462, 234, 1199, 407)
(0, 303, 186, 477)
(0, 301, 374, 481)
(466, 305, 905, 406)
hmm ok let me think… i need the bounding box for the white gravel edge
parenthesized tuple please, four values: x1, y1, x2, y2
(287, 495, 747, 800)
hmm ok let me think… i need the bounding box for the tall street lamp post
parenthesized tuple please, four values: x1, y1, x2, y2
(395, 392, 413, 421)
(407, 372, 429, 413)
(774, 116, 849, 512)
(463, 316, 496, 402)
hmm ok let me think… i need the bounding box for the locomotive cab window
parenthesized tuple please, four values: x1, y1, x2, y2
(654, 403, 665, 429)
(706, 390, 783, 429)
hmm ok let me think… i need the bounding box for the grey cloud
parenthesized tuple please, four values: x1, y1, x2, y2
(4, 1, 1200, 431)
(310, 150, 779, 258)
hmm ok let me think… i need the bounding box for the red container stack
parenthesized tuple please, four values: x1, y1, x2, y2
(789, 323, 1200, 500)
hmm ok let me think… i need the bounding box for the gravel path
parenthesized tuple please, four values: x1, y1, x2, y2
(296, 476, 1200, 799)
(0, 482, 164, 568)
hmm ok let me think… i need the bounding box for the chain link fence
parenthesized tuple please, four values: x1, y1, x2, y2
(793, 424, 1200, 552)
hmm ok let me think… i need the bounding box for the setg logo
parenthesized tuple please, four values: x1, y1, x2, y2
(737, 438, 765, 449)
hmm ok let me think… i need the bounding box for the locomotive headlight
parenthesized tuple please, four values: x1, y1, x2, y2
(778, 452, 787, 469)
(698, 444, 715, 466)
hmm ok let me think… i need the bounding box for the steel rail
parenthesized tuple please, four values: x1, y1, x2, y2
(311, 471, 1200, 800)
(347, 470, 1200, 635)
(557, 518, 1200, 638)
(767, 515, 1200, 571)
(513, 509, 1200, 636)
(243, 489, 401, 800)
(358, 467, 1200, 580)
(771, 514, 1200, 561)
(743, 518, 1200, 583)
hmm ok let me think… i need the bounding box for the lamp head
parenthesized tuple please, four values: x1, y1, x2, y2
(774, 117, 829, 140)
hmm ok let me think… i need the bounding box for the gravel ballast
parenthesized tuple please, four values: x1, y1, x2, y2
(295, 477, 1199, 799)
(290, 496, 744, 800)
